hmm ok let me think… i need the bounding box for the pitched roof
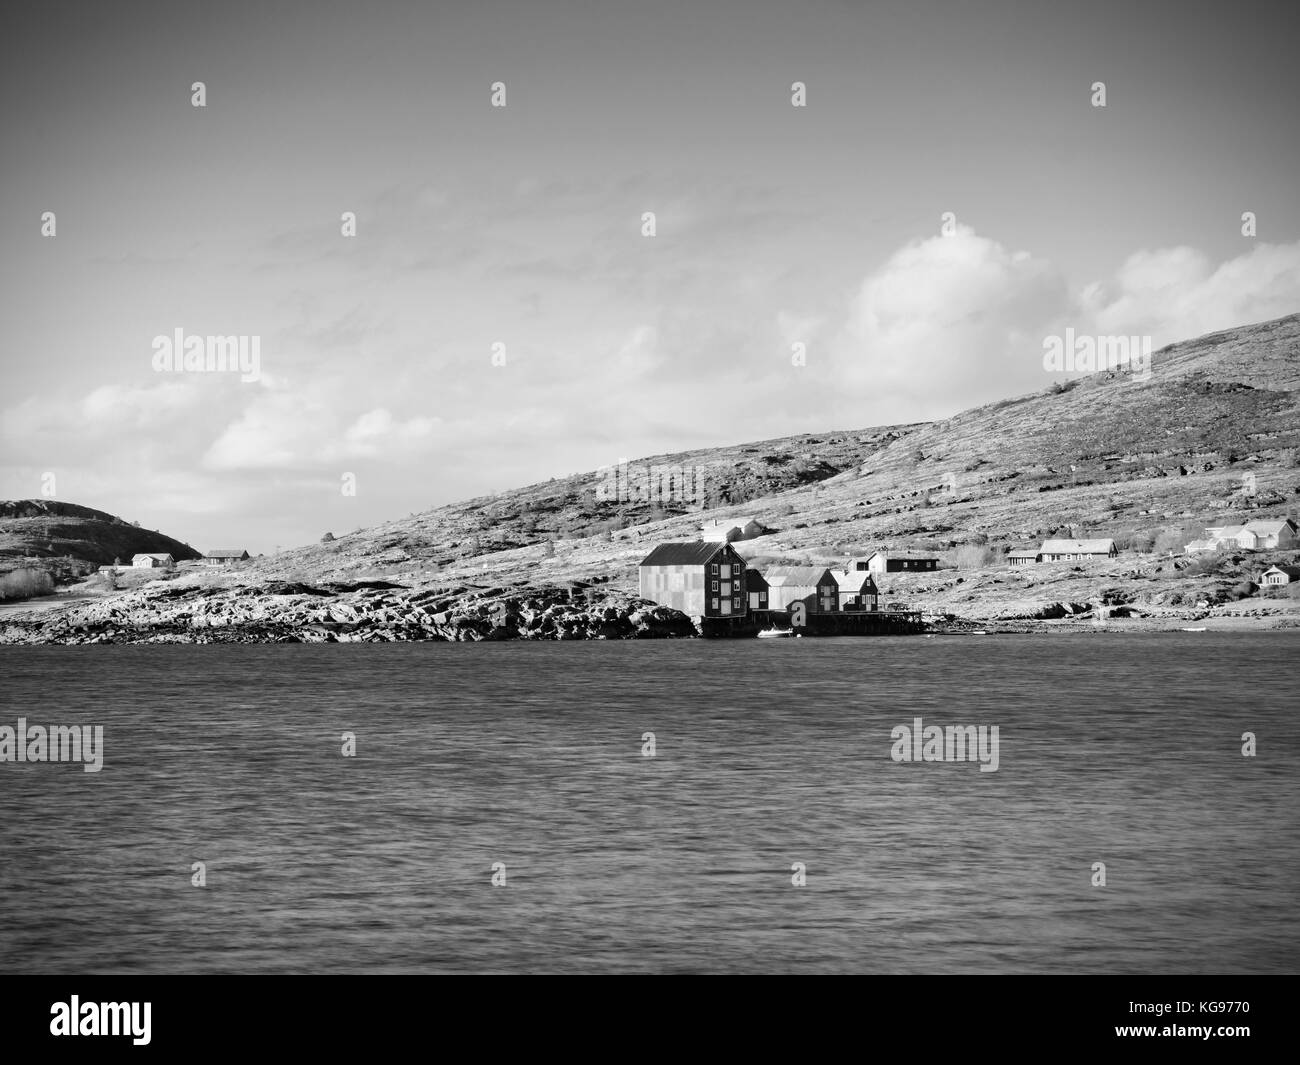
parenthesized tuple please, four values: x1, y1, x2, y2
(1040, 538, 1116, 554)
(206, 548, 248, 557)
(1243, 519, 1296, 535)
(1007, 549, 1040, 558)
(639, 542, 734, 567)
(1207, 525, 1245, 538)
(132, 552, 173, 560)
(743, 568, 769, 587)
(1184, 540, 1216, 552)
(830, 570, 876, 591)
(1263, 565, 1300, 577)
(765, 566, 835, 587)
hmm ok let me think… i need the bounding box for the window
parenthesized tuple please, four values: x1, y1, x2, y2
(711, 580, 718, 591)
(732, 563, 741, 576)
(733, 597, 741, 610)
(711, 563, 719, 575)
(711, 597, 719, 610)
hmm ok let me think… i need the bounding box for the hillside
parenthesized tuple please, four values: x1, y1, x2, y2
(254, 312, 1300, 584)
(0, 500, 203, 582)
(2, 312, 1297, 641)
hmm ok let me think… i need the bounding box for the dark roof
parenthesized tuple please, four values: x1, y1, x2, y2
(744, 567, 768, 587)
(639, 542, 734, 567)
(206, 548, 248, 557)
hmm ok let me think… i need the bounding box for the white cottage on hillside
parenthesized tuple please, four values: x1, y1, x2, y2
(132, 553, 174, 569)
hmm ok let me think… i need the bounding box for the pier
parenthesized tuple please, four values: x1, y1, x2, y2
(698, 608, 926, 638)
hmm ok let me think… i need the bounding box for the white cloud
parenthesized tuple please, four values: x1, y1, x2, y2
(1080, 240, 1300, 345)
(837, 225, 1067, 415)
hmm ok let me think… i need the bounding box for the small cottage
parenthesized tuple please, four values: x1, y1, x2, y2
(203, 549, 250, 566)
(132, 553, 174, 569)
(856, 550, 939, 574)
(1007, 548, 1041, 566)
(1038, 538, 1117, 562)
(1260, 565, 1300, 587)
(744, 568, 769, 611)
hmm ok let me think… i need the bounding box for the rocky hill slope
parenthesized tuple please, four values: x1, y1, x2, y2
(3, 312, 1297, 641)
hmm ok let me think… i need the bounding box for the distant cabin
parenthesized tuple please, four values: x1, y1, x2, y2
(1007, 548, 1041, 566)
(701, 516, 766, 543)
(1038, 538, 1117, 562)
(1199, 519, 1297, 552)
(764, 566, 840, 614)
(744, 568, 769, 611)
(132, 553, 174, 569)
(639, 542, 748, 618)
(203, 549, 250, 566)
(856, 550, 938, 574)
(1261, 565, 1300, 587)
(831, 570, 879, 612)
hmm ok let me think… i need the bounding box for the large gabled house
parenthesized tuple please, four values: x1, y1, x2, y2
(1239, 519, 1297, 550)
(764, 566, 840, 614)
(639, 541, 748, 618)
(1196, 517, 1296, 552)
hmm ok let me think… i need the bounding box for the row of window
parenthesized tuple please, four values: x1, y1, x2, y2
(710, 562, 743, 576)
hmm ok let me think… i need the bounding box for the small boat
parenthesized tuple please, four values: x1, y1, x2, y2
(1181, 626, 1207, 632)
(970, 630, 987, 635)
(757, 627, 792, 639)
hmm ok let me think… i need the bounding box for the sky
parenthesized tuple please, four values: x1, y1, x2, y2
(2, 0, 1298, 553)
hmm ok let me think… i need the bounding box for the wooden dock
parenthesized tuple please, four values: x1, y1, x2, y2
(698, 608, 926, 638)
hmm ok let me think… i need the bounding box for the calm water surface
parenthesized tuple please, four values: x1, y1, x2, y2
(1, 633, 1297, 973)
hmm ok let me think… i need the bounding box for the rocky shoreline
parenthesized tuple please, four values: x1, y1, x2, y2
(0, 580, 699, 645)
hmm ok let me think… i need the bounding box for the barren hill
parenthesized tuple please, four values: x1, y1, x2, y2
(0, 500, 203, 581)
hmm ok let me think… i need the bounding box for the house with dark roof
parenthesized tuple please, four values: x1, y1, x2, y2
(639, 541, 748, 618)
(855, 550, 938, 574)
(764, 566, 840, 614)
(744, 568, 769, 611)
(203, 549, 250, 566)
(132, 552, 174, 569)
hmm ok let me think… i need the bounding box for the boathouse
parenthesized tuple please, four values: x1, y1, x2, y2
(764, 566, 840, 614)
(639, 542, 748, 618)
(832, 569, 879, 611)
